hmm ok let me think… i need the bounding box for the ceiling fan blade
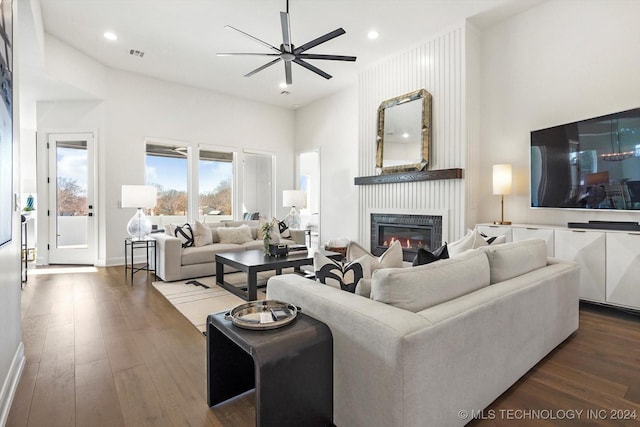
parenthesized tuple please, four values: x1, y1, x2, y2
(284, 61, 293, 85)
(298, 53, 356, 62)
(293, 58, 332, 80)
(244, 57, 283, 78)
(217, 53, 280, 57)
(280, 11, 292, 53)
(225, 25, 281, 54)
(293, 28, 346, 54)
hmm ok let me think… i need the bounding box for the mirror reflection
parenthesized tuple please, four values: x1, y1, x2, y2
(376, 89, 432, 174)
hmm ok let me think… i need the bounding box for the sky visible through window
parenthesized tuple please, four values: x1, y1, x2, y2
(145, 155, 232, 192)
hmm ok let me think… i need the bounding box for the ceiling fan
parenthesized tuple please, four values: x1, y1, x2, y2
(217, 0, 356, 85)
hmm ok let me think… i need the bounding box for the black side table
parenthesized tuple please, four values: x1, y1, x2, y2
(207, 311, 333, 427)
(124, 237, 157, 284)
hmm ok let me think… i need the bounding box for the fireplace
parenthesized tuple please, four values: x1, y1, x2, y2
(371, 214, 443, 262)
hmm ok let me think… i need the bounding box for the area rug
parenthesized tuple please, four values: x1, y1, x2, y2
(152, 272, 278, 333)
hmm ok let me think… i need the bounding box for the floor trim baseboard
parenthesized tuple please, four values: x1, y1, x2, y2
(0, 341, 25, 426)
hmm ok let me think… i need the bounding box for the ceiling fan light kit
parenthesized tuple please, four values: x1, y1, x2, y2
(217, 0, 356, 85)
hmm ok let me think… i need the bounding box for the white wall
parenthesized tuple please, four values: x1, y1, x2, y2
(294, 86, 359, 244)
(35, 64, 295, 266)
(102, 70, 294, 265)
(478, 0, 640, 225)
(0, 1, 24, 423)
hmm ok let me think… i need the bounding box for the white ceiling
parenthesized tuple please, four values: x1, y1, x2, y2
(35, 0, 539, 109)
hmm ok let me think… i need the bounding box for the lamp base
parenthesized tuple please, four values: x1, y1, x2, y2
(493, 220, 512, 225)
(286, 206, 301, 229)
(127, 208, 152, 240)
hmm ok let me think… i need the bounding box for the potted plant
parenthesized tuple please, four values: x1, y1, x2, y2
(261, 221, 273, 255)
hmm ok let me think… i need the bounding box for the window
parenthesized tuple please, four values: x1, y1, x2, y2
(199, 149, 233, 223)
(145, 143, 189, 225)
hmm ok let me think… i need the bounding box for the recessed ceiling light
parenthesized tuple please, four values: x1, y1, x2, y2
(402, 132, 409, 138)
(103, 31, 118, 41)
(279, 82, 288, 89)
(367, 30, 379, 40)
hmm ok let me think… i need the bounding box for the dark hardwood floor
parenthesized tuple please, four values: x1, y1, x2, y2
(7, 266, 640, 426)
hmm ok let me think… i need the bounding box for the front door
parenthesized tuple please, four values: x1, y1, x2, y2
(47, 133, 96, 264)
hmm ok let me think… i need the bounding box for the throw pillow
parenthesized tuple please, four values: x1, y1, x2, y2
(479, 231, 506, 245)
(411, 243, 449, 266)
(193, 220, 213, 247)
(217, 224, 253, 245)
(346, 240, 403, 272)
(174, 223, 195, 248)
(276, 218, 291, 238)
(314, 253, 370, 293)
(448, 228, 487, 257)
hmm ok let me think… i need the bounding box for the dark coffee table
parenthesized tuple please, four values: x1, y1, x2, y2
(215, 248, 341, 301)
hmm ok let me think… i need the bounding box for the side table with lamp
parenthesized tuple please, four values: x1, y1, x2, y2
(121, 185, 158, 284)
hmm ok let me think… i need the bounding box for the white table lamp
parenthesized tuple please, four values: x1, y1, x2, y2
(122, 185, 157, 240)
(492, 164, 512, 225)
(282, 190, 306, 229)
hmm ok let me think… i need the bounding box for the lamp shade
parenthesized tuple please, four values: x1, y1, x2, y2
(282, 190, 306, 208)
(492, 164, 512, 195)
(121, 185, 157, 208)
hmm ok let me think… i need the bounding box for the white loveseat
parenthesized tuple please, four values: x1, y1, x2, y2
(266, 239, 580, 427)
(152, 220, 305, 281)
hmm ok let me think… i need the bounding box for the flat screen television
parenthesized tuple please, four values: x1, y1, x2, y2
(531, 108, 640, 211)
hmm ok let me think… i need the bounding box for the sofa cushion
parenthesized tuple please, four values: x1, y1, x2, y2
(314, 252, 371, 293)
(181, 244, 244, 265)
(193, 220, 213, 247)
(209, 226, 222, 243)
(370, 249, 490, 312)
(217, 224, 253, 244)
(448, 228, 487, 257)
(481, 239, 547, 284)
(412, 243, 449, 266)
(346, 240, 403, 272)
(223, 220, 259, 228)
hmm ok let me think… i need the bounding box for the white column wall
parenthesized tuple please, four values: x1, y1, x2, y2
(294, 86, 359, 244)
(358, 23, 472, 246)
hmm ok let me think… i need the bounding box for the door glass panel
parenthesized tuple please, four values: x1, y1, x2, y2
(199, 149, 233, 224)
(56, 140, 88, 248)
(243, 153, 273, 219)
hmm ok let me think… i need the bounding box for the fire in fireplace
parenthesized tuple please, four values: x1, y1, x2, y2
(371, 214, 442, 262)
(379, 225, 429, 250)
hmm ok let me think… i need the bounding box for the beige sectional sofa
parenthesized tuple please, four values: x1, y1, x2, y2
(266, 239, 580, 427)
(152, 220, 305, 281)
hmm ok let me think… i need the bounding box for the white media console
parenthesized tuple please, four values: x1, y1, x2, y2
(477, 223, 640, 312)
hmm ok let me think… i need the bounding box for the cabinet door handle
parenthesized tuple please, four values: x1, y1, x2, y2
(571, 230, 586, 233)
(627, 232, 640, 236)
(526, 227, 539, 230)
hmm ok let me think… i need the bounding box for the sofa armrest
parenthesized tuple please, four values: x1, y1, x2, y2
(288, 229, 307, 245)
(267, 274, 431, 427)
(151, 233, 182, 281)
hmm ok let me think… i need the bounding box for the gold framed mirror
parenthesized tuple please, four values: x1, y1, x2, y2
(376, 89, 432, 174)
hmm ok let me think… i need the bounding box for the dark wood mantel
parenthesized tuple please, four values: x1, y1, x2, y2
(354, 168, 463, 185)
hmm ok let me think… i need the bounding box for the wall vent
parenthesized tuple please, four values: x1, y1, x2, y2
(129, 49, 145, 58)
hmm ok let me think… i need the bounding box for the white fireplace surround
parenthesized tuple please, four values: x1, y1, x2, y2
(365, 209, 449, 251)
